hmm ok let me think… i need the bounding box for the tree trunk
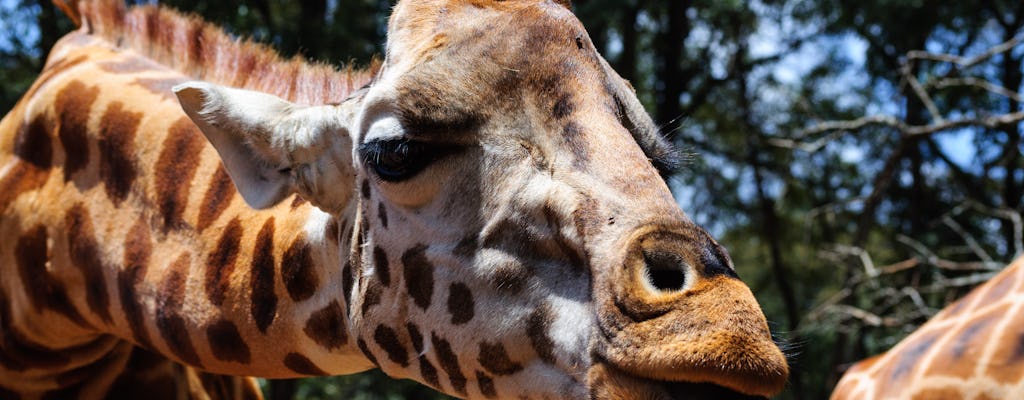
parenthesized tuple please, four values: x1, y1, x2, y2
(654, 0, 688, 125)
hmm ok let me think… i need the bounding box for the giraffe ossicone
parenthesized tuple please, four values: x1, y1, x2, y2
(0, 0, 788, 398)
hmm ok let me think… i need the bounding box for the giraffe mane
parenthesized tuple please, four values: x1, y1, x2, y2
(70, 0, 380, 105)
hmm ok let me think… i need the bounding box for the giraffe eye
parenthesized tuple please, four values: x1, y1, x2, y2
(359, 138, 438, 182)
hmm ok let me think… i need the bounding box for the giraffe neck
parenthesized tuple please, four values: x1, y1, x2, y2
(831, 256, 1024, 399)
(0, 1, 377, 392)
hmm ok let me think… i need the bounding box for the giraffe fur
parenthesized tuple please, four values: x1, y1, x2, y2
(0, 1, 789, 398)
(832, 256, 1024, 400)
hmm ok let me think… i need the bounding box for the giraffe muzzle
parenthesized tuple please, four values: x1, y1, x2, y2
(591, 224, 790, 397)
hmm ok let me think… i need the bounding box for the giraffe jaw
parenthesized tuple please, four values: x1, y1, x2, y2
(587, 363, 770, 400)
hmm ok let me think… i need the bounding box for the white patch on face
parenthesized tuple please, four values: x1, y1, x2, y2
(362, 114, 405, 143)
(302, 208, 333, 242)
(498, 361, 589, 399)
(547, 295, 593, 365)
(352, 78, 403, 146)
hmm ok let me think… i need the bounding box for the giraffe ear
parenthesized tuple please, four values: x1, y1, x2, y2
(173, 81, 355, 213)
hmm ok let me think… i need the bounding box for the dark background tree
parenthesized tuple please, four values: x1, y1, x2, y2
(1, 1, 1021, 399)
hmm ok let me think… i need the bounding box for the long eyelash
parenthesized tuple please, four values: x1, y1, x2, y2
(359, 139, 400, 165)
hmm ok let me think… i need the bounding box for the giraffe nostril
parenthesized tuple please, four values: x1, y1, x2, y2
(641, 250, 688, 292)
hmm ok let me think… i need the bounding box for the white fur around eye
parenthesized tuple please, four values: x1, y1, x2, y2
(363, 114, 405, 143)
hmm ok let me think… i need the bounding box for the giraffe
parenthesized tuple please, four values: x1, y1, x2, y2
(0, 0, 790, 399)
(831, 255, 1024, 400)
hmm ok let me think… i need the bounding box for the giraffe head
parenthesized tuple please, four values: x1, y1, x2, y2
(175, 0, 787, 398)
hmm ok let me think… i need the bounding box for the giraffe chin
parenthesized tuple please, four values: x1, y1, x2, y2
(587, 363, 769, 400)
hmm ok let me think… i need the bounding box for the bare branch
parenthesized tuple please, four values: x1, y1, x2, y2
(829, 305, 891, 327)
(942, 200, 1023, 258)
(906, 34, 1023, 69)
(941, 215, 994, 263)
(790, 111, 1024, 142)
(896, 234, 1005, 271)
(783, 34, 1024, 152)
(924, 272, 999, 291)
(830, 245, 878, 278)
(929, 77, 1024, 102)
(901, 62, 945, 124)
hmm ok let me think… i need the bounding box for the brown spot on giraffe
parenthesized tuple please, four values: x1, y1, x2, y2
(361, 279, 383, 316)
(373, 246, 391, 286)
(64, 203, 114, 324)
(97, 101, 141, 205)
(377, 201, 389, 229)
(0, 115, 54, 210)
(419, 357, 442, 389)
(205, 218, 242, 306)
(402, 244, 434, 310)
(491, 262, 529, 294)
(196, 165, 235, 232)
(478, 341, 523, 375)
(282, 353, 326, 375)
(447, 282, 475, 325)
(14, 226, 50, 314)
(155, 253, 202, 367)
(54, 80, 98, 182)
(325, 216, 341, 245)
(432, 333, 467, 396)
(250, 217, 277, 333)
(356, 338, 379, 366)
(482, 214, 584, 270)
(926, 312, 999, 379)
(453, 234, 477, 259)
(304, 301, 348, 350)
(14, 110, 53, 168)
(475, 370, 498, 399)
(571, 197, 602, 239)
(14, 226, 88, 327)
(987, 321, 1024, 384)
(206, 318, 252, 364)
(561, 120, 589, 169)
(120, 216, 153, 349)
(154, 117, 205, 232)
(407, 323, 424, 353)
(281, 236, 318, 301)
(551, 93, 575, 120)
(373, 325, 409, 367)
(527, 304, 557, 365)
(341, 260, 355, 311)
